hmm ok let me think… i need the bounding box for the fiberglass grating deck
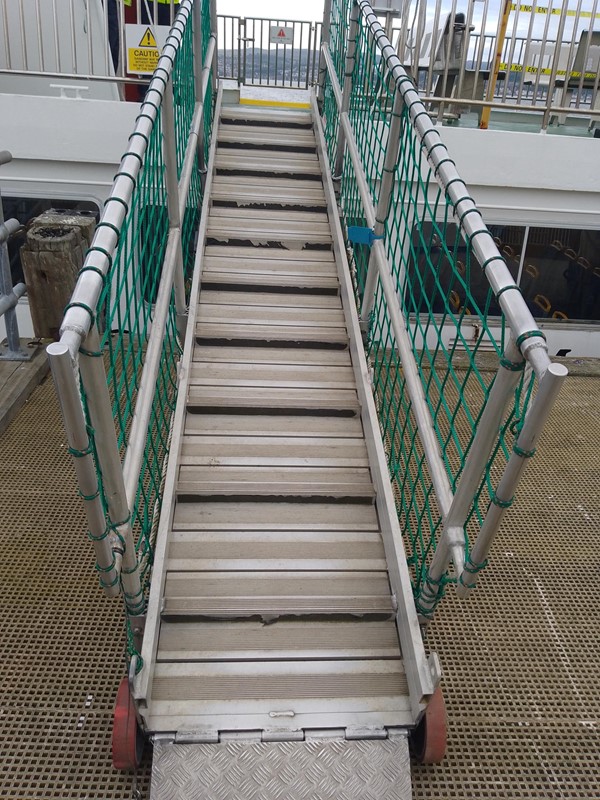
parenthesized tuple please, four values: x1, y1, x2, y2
(1, 366, 599, 797)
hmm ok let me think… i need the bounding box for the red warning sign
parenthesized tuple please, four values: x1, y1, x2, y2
(269, 25, 293, 44)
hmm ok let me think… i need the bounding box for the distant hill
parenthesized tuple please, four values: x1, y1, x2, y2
(218, 48, 317, 82)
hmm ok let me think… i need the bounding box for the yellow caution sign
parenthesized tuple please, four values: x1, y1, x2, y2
(139, 27, 157, 48)
(125, 23, 169, 75)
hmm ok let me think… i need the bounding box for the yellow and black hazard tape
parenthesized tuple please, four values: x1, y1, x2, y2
(499, 61, 598, 79)
(510, 3, 600, 18)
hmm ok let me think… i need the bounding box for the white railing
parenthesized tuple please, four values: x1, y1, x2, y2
(0, 0, 182, 96)
(389, 0, 600, 129)
(217, 14, 323, 88)
(320, 0, 569, 618)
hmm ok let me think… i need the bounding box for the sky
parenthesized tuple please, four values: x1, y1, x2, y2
(217, 0, 598, 38)
(217, 0, 326, 23)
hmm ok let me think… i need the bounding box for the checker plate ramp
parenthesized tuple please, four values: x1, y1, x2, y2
(151, 738, 412, 800)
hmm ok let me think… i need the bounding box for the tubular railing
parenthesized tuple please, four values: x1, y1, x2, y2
(47, 0, 216, 668)
(216, 14, 322, 88)
(320, 0, 568, 618)
(0, 151, 27, 361)
(389, 0, 600, 129)
(0, 0, 185, 90)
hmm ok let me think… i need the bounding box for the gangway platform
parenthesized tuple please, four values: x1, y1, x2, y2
(133, 101, 431, 798)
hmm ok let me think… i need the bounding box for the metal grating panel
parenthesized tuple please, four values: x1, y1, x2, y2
(0, 378, 151, 799)
(151, 738, 412, 800)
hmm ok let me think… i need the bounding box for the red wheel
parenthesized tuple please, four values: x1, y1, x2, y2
(112, 676, 144, 771)
(410, 685, 447, 764)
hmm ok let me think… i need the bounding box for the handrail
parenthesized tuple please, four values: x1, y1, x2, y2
(47, 0, 216, 652)
(356, 0, 552, 376)
(0, 151, 26, 360)
(321, 0, 568, 618)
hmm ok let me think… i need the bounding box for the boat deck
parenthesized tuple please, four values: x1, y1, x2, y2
(1, 357, 598, 798)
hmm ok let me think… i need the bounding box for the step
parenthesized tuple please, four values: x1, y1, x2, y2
(207, 210, 332, 245)
(198, 289, 340, 309)
(196, 301, 345, 327)
(211, 175, 326, 207)
(147, 660, 411, 732)
(180, 433, 368, 467)
(220, 106, 313, 127)
(191, 346, 351, 367)
(162, 571, 394, 617)
(215, 149, 321, 176)
(217, 125, 317, 149)
(210, 207, 329, 225)
(176, 465, 373, 499)
(157, 619, 401, 662)
(188, 361, 356, 389)
(186, 385, 359, 413)
(166, 530, 385, 572)
(172, 501, 380, 532)
(202, 245, 337, 291)
(183, 412, 362, 438)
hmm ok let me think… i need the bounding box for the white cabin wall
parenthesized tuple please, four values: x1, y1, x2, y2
(0, 93, 138, 341)
(438, 126, 600, 229)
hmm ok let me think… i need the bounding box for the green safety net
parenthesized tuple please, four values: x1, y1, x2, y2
(322, 0, 537, 615)
(75, 0, 214, 663)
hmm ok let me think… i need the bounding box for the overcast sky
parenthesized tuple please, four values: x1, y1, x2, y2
(216, 0, 596, 37)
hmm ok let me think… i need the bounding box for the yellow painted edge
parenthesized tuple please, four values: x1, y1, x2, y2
(239, 97, 311, 109)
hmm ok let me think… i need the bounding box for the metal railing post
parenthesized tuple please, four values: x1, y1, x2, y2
(418, 339, 526, 616)
(317, 0, 333, 104)
(361, 87, 403, 321)
(0, 151, 28, 361)
(333, 1, 360, 179)
(192, 0, 207, 176)
(46, 341, 121, 597)
(457, 362, 568, 598)
(77, 326, 143, 615)
(209, 0, 218, 95)
(162, 78, 188, 338)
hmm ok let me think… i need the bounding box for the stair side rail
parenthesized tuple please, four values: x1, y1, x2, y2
(319, 0, 568, 619)
(47, 0, 217, 668)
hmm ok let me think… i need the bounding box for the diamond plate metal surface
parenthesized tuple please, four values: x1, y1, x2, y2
(151, 738, 412, 800)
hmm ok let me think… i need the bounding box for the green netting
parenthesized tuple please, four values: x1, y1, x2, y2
(323, 2, 539, 615)
(73, 1, 214, 662)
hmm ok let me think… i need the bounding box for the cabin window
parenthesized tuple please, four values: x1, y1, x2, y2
(412, 222, 600, 324)
(519, 227, 600, 323)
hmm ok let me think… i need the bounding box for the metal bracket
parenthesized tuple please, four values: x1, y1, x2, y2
(347, 225, 384, 248)
(220, 730, 262, 743)
(345, 726, 387, 740)
(176, 729, 219, 744)
(128, 614, 146, 657)
(262, 729, 304, 742)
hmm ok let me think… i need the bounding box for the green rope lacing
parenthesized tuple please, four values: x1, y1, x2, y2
(64, 0, 214, 668)
(322, 0, 545, 614)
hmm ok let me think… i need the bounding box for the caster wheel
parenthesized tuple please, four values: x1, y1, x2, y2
(410, 685, 447, 764)
(112, 676, 144, 771)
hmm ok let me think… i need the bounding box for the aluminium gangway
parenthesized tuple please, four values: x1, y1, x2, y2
(137, 97, 436, 798)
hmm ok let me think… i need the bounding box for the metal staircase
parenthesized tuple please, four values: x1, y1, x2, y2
(135, 101, 416, 797)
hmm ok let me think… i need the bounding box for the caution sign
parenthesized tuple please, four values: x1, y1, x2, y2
(269, 26, 293, 45)
(125, 24, 170, 75)
(510, 3, 600, 17)
(139, 27, 157, 48)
